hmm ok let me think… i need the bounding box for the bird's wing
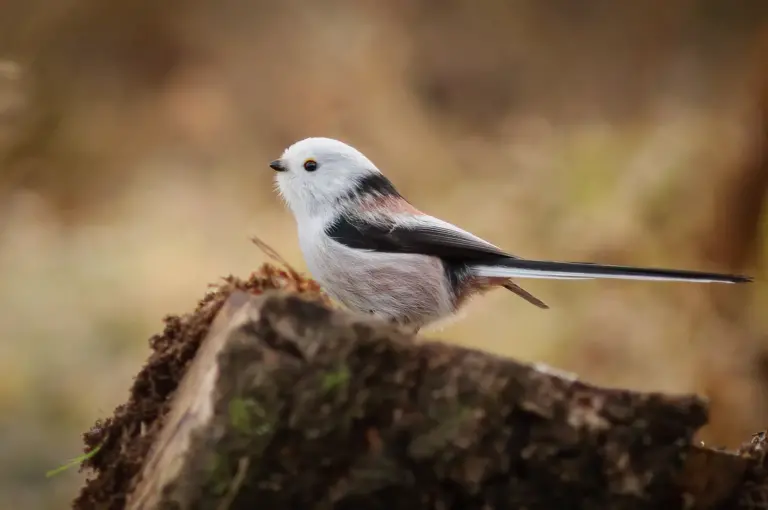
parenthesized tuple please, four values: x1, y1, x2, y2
(326, 212, 555, 308)
(325, 212, 514, 262)
(326, 212, 752, 285)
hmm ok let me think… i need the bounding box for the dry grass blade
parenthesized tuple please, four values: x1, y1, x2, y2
(250, 234, 302, 281)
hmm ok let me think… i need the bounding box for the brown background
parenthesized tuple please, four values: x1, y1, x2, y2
(1, 1, 767, 508)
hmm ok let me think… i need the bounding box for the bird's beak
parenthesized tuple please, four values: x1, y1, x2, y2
(269, 159, 286, 172)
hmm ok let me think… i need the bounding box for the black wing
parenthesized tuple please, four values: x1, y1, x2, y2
(326, 214, 752, 285)
(326, 213, 551, 308)
(326, 214, 513, 262)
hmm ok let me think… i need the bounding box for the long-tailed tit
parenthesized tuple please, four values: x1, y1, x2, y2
(270, 137, 752, 331)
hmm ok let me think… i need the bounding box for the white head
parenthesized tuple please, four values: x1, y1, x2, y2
(270, 137, 385, 219)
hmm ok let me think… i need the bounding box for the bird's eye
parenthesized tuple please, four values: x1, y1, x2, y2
(303, 159, 318, 172)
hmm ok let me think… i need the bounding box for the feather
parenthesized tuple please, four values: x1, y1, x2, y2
(328, 212, 751, 284)
(326, 212, 510, 261)
(473, 259, 751, 283)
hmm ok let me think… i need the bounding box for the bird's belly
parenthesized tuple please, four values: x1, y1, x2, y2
(303, 240, 454, 326)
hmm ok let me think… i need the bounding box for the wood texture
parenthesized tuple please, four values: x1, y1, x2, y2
(124, 290, 763, 510)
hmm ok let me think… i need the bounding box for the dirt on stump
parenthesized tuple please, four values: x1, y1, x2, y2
(730, 430, 768, 508)
(72, 263, 328, 510)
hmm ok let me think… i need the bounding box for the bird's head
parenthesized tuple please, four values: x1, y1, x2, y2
(270, 137, 386, 219)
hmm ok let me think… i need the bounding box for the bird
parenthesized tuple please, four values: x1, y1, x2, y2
(270, 136, 752, 332)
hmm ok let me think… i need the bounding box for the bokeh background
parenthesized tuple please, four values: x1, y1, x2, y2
(1, 1, 768, 508)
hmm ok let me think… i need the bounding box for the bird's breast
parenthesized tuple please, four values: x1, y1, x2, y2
(300, 233, 456, 326)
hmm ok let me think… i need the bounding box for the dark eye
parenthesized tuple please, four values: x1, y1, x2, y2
(303, 159, 318, 172)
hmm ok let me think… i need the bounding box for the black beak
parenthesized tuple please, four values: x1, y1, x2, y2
(270, 159, 286, 172)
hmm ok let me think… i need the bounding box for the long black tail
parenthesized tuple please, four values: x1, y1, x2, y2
(473, 258, 752, 284)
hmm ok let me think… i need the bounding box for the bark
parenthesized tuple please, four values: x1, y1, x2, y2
(121, 290, 767, 510)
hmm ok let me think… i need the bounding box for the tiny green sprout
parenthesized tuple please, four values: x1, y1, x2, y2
(45, 444, 103, 478)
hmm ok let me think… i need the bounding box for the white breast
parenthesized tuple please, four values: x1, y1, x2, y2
(297, 218, 455, 327)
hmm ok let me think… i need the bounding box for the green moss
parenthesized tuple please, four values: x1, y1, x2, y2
(204, 397, 276, 498)
(228, 398, 272, 437)
(409, 405, 475, 457)
(321, 364, 351, 393)
(433, 405, 473, 437)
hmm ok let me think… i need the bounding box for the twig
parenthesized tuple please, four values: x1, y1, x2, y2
(249, 235, 302, 281)
(215, 457, 250, 510)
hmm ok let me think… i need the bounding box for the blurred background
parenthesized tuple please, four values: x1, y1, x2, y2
(1, 0, 768, 507)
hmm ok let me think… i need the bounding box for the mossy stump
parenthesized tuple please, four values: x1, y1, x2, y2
(74, 290, 757, 510)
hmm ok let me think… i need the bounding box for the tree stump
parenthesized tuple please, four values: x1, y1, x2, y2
(110, 290, 765, 510)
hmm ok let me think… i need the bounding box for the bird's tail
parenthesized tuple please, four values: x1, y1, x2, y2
(471, 258, 752, 284)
